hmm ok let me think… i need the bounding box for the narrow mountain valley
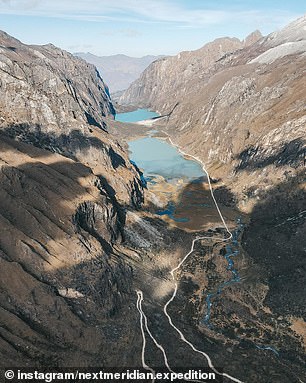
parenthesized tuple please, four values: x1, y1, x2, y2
(0, 13, 305, 383)
(117, 15, 306, 382)
(74, 52, 164, 93)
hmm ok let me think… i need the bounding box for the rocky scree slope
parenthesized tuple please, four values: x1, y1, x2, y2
(0, 31, 145, 366)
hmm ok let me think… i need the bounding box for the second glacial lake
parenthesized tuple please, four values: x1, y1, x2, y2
(115, 108, 159, 123)
(128, 137, 204, 180)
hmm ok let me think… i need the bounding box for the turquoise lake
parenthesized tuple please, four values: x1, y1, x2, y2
(115, 108, 159, 123)
(128, 137, 204, 180)
(116, 107, 204, 180)
(118, 108, 206, 223)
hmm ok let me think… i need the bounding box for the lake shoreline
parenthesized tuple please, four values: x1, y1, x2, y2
(115, 108, 242, 232)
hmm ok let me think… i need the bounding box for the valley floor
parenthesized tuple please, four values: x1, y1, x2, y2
(112, 118, 306, 383)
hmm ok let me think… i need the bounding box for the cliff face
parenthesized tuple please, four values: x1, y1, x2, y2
(0, 31, 114, 131)
(0, 31, 144, 366)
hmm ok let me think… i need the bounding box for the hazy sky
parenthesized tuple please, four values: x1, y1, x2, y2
(0, 0, 305, 57)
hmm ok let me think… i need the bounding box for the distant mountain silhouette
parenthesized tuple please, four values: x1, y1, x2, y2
(75, 52, 165, 93)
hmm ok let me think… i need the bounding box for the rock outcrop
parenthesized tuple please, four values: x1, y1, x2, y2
(0, 31, 114, 131)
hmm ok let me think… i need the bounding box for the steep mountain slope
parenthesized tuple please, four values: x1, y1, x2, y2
(74, 52, 164, 93)
(119, 16, 305, 210)
(118, 15, 306, 371)
(119, 32, 262, 110)
(0, 31, 145, 366)
(0, 31, 114, 131)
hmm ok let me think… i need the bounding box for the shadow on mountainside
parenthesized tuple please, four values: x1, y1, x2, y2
(128, 174, 306, 382)
(0, 250, 140, 368)
(3, 123, 127, 168)
(235, 138, 305, 172)
(148, 176, 239, 231)
(147, 172, 306, 382)
(0, 128, 305, 377)
(0, 132, 129, 261)
(169, 169, 306, 319)
(242, 170, 306, 318)
(0, 133, 143, 367)
(0, 132, 205, 368)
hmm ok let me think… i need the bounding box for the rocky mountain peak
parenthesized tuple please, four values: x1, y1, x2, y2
(243, 30, 263, 46)
(119, 36, 244, 108)
(119, 15, 305, 208)
(0, 29, 21, 43)
(0, 30, 143, 207)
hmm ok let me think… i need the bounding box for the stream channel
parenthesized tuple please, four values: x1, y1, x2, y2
(115, 108, 279, 355)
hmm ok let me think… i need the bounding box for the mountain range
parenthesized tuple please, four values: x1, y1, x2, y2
(0, 15, 305, 382)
